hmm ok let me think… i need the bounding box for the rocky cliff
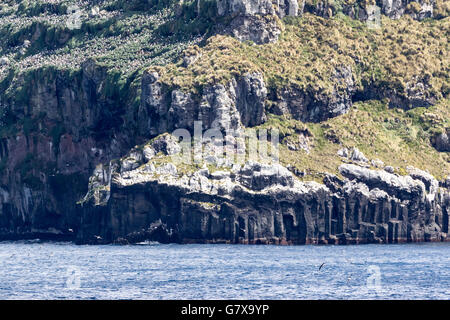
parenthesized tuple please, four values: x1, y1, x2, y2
(78, 133, 449, 245)
(0, 0, 448, 244)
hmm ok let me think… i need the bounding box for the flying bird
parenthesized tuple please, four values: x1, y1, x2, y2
(319, 263, 325, 271)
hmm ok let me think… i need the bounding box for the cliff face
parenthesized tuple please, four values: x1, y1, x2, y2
(0, 61, 140, 240)
(217, 0, 445, 44)
(305, 0, 438, 21)
(0, 0, 448, 244)
(77, 134, 449, 245)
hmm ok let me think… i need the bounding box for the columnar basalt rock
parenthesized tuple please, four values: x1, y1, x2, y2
(0, 1, 448, 245)
(1, 58, 447, 242)
(0, 61, 139, 241)
(0, 63, 268, 240)
(77, 136, 450, 245)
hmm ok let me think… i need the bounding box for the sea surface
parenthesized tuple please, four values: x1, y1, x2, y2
(0, 241, 448, 299)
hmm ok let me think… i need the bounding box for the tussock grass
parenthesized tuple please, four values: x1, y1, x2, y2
(258, 99, 449, 180)
(157, 13, 449, 102)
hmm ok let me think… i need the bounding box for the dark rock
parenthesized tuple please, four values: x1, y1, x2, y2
(139, 71, 267, 135)
(76, 138, 450, 245)
(271, 65, 355, 122)
(227, 15, 281, 44)
(382, 0, 435, 20)
(305, 0, 437, 21)
(432, 128, 450, 152)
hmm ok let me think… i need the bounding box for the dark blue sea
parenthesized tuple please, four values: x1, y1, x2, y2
(0, 242, 448, 299)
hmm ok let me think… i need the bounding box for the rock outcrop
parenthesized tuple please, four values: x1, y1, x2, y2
(0, 61, 139, 241)
(0, 65, 268, 241)
(217, 0, 301, 43)
(138, 71, 267, 136)
(0, 1, 447, 245)
(381, 0, 435, 20)
(217, 0, 442, 45)
(432, 128, 450, 152)
(338, 147, 369, 163)
(305, 0, 438, 21)
(77, 135, 450, 245)
(270, 65, 356, 122)
(1, 56, 447, 244)
(364, 75, 439, 110)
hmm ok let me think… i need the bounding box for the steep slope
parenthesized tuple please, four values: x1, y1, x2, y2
(0, 0, 448, 243)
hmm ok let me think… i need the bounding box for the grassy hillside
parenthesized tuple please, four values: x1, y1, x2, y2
(157, 13, 449, 99)
(151, 12, 449, 179)
(260, 99, 450, 181)
(0, 1, 448, 181)
(0, 0, 203, 79)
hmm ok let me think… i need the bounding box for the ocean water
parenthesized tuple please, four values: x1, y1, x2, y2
(0, 241, 448, 299)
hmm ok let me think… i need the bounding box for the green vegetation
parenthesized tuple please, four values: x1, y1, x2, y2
(0, 0, 202, 80)
(50, 122, 65, 153)
(0, 107, 19, 138)
(0, 1, 448, 185)
(257, 99, 449, 181)
(435, 0, 450, 18)
(157, 13, 449, 101)
(128, 96, 449, 181)
(157, 0, 222, 36)
(150, 12, 449, 181)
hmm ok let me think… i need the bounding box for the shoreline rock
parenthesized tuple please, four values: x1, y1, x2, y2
(75, 136, 450, 245)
